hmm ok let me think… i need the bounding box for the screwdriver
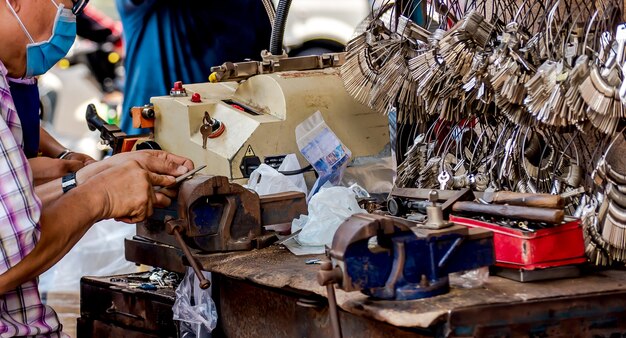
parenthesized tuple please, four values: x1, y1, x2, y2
(154, 165, 206, 192)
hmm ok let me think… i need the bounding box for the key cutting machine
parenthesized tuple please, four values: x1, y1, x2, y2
(148, 52, 390, 184)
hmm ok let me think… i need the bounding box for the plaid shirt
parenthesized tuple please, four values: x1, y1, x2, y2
(0, 62, 64, 337)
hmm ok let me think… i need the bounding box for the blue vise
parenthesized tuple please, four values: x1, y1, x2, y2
(326, 213, 495, 300)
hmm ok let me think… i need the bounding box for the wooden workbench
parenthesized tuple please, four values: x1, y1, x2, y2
(124, 238, 626, 337)
(193, 246, 626, 337)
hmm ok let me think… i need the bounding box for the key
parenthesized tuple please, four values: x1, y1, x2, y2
(499, 137, 514, 179)
(438, 171, 450, 190)
(200, 124, 211, 149)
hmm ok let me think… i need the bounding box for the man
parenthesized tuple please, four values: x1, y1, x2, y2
(0, 0, 194, 336)
(116, 0, 272, 134)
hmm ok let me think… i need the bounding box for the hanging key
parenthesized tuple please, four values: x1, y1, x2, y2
(499, 137, 514, 179)
(438, 171, 451, 190)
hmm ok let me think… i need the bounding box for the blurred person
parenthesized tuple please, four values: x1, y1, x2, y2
(8, 76, 97, 186)
(116, 0, 272, 134)
(0, 0, 194, 336)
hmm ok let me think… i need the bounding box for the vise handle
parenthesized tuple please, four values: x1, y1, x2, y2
(317, 261, 343, 338)
(165, 216, 211, 289)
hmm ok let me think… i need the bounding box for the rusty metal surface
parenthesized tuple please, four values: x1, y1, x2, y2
(192, 246, 626, 331)
(448, 289, 626, 337)
(77, 319, 171, 338)
(259, 191, 307, 228)
(124, 237, 187, 274)
(79, 276, 177, 336)
(178, 175, 261, 251)
(196, 246, 326, 295)
(136, 175, 307, 254)
(214, 275, 432, 338)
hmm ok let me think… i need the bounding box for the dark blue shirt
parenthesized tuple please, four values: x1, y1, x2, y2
(8, 79, 40, 158)
(116, 0, 272, 135)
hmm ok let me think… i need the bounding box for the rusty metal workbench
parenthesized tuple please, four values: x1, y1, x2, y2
(193, 246, 626, 337)
(124, 238, 626, 337)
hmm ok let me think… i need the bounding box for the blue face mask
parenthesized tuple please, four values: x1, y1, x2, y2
(6, 0, 76, 77)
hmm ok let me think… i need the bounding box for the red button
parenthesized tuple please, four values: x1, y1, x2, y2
(173, 81, 183, 90)
(191, 93, 202, 103)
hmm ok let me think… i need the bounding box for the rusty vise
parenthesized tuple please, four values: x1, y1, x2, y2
(135, 175, 307, 287)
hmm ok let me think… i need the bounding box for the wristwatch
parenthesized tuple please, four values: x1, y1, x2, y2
(57, 149, 73, 160)
(62, 172, 77, 193)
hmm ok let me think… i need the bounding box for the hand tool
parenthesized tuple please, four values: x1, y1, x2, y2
(154, 165, 206, 192)
(452, 201, 565, 224)
(275, 229, 302, 246)
(476, 191, 565, 208)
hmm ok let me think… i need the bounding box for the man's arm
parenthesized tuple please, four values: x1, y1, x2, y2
(34, 150, 191, 207)
(30, 157, 84, 187)
(0, 158, 183, 294)
(39, 127, 96, 164)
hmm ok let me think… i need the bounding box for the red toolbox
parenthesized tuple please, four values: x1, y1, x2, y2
(450, 216, 586, 269)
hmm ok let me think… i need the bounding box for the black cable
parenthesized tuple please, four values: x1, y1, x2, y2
(278, 164, 313, 176)
(269, 0, 292, 55)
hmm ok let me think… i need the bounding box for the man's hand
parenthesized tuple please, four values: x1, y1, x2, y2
(76, 150, 194, 222)
(76, 150, 193, 185)
(0, 150, 194, 294)
(64, 151, 97, 165)
(86, 160, 176, 223)
(29, 157, 84, 186)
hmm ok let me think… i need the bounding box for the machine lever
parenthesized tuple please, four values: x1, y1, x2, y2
(165, 217, 211, 289)
(85, 103, 128, 154)
(317, 261, 343, 338)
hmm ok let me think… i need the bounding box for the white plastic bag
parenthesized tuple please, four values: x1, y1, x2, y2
(296, 111, 351, 197)
(39, 219, 137, 293)
(173, 268, 217, 337)
(246, 163, 305, 196)
(293, 186, 366, 246)
(277, 153, 308, 196)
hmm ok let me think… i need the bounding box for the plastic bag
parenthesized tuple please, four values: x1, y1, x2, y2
(39, 219, 138, 293)
(342, 144, 395, 195)
(293, 186, 366, 246)
(296, 111, 351, 197)
(173, 268, 217, 337)
(277, 153, 308, 196)
(246, 162, 306, 196)
(449, 267, 489, 289)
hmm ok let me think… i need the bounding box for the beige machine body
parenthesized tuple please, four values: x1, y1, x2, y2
(151, 67, 389, 183)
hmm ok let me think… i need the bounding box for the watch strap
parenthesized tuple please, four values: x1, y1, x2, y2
(62, 172, 77, 193)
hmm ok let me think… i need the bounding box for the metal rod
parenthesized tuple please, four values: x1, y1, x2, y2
(171, 228, 211, 289)
(326, 284, 343, 338)
(438, 237, 464, 269)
